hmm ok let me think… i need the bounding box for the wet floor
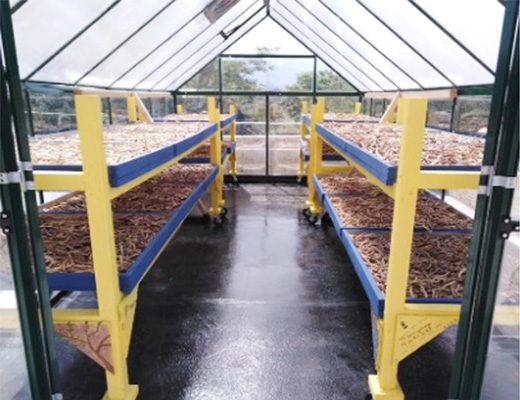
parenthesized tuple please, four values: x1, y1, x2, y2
(56, 184, 457, 400)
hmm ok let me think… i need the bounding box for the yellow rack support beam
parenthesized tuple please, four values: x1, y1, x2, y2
(176, 104, 184, 114)
(306, 98, 325, 213)
(34, 171, 85, 191)
(208, 97, 223, 215)
(354, 101, 362, 115)
(127, 94, 137, 124)
(419, 170, 480, 190)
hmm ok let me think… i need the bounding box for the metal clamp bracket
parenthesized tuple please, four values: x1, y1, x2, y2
(0, 162, 35, 191)
(478, 171, 516, 196)
(0, 211, 12, 234)
(499, 217, 520, 239)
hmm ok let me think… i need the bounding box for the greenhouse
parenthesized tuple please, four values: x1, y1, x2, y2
(0, 1, 518, 399)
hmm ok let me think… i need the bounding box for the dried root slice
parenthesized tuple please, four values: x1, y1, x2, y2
(30, 122, 212, 166)
(331, 195, 472, 230)
(40, 213, 170, 273)
(323, 122, 484, 166)
(148, 164, 214, 184)
(324, 113, 379, 122)
(351, 232, 471, 298)
(318, 174, 383, 196)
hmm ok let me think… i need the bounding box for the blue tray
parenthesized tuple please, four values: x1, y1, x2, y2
(316, 123, 481, 185)
(180, 141, 236, 164)
(34, 123, 218, 187)
(315, 176, 465, 317)
(46, 166, 218, 294)
(220, 113, 237, 129)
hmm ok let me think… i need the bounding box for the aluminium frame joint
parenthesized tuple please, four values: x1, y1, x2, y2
(499, 216, 520, 239)
(0, 211, 12, 234)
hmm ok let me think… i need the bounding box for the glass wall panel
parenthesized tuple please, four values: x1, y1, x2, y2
(222, 57, 313, 92)
(323, 96, 357, 115)
(427, 99, 453, 131)
(316, 61, 356, 92)
(453, 95, 491, 134)
(269, 96, 309, 175)
(29, 91, 77, 133)
(223, 95, 266, 175)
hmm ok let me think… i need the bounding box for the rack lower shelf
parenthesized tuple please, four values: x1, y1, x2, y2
(45, 166, 218, 294)
(314, 174, 467, 318)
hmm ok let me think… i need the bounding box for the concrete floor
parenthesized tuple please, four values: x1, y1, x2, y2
(56, 184, 457, 400)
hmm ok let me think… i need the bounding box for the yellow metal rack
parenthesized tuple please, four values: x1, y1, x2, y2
(305, 97, 480, 400)
(34, 94, 225, 400)
(298, 100, 362, 181)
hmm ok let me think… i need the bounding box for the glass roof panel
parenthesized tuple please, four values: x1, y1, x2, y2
(301, 0, 420, 90)
(321, 0, 452, 89)
(167, 10, 267, 90)
(414, 0, 504, 71)
(361, 0, 494, 86)
(79, 0, 213, 87)
(271, 3, 373, 91)
(31, 0, 175, 84)
(13, 0, 112, 79)
(135, 0, 261, 90)
(224, 18, 311, 55)
(280, 0, 397, 91)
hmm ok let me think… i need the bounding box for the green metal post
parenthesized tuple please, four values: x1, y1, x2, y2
(449, 2, 519, 398)
(218, 56, 224, 113)
(0, 2, 62, 396)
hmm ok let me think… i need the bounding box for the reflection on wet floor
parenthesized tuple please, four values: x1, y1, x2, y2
(56, 184, 459, 400)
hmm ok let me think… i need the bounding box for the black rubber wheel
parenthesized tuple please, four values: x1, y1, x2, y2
(307, 214, 319, 226)
(212, 216, 225, 226)
(365, 394, 373, 400)
(302, 208, 312, 218)
(321, 212, 332, 226)
(220, 207, 228, 217)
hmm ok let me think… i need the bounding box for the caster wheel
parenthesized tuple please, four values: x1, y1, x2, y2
(307, 215, 319, 226)
(321, 212, 332, 226)
(302, 208, 312, 218)
(213, 216, 225, 226)
(365, 394, 373, 400)
(220, 207, 228, 217)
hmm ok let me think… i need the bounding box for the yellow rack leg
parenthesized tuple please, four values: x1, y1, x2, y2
(176, 104, 184, 114)
(127, 94, 137, 124)
(306, 98, 325, 214)
(76, 95, 138, 400)
(229, 105, 238, 178)
(369, 98, 427, 400)
(208, 97, 223, 215)
(354, 101, 362, 115)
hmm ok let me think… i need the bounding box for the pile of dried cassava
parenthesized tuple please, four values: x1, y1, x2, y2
(40, 213, 169, 273)
(323, 122, 484, 166)
(148, 164, 214, 184)
(324, 112, 379, 122)
(318, 175, 383, 196)
(351, 232, 471, 298)
(331, 195, 472, 230)
(30, 122, 212, 165)
(186, 140, 231, 158)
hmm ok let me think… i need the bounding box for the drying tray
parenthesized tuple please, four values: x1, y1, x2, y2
(181, 141, 236, 164)
(33, 122, 218, 187)
(316, 123, 481, 185)
(43, 166, 218, 294)
(158, 113, 236, 129)
(313, 174, 471, 317)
